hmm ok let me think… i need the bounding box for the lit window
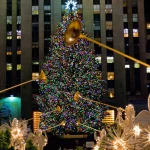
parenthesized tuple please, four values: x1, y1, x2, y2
(107, 72, 114, 80)
(6, 52, 12, 55)
(7, 16, 12, 24)
(32, 62, 39, 65)
(106, 21, 112, 30)
(7, 31, 12, 35)
(32, 6, 39, 15)
(107, 57, 114, 63)
(44, 6, 50, 11)
(134, 62, 140, 68)
(105, 5, 112, 14)
(95, 56, 101, 63)
(7, 36, 12, 39)
(105, 8, 112, 13)
(17, 16, 21, 24)
(105, 4, 112, 9)
(147, 23, 150, 29)
(124, 28, 128, 37)
(106, 37, 113, 41)
(32, 72, 39, 80)
(93, 5, 100, 12)
(133, 14, 138, 22)
(17, 30, 21, 39)
(6, 63, 12, 70)
(147, 68, 150, 73)
(17, 51, 21, 55)
(108, 88, 115, 98)
(125, 64, 130, 68)
(7, 31, 12, 39)
(17, 36, 21, 39)
(77, 4, 82, 13)
(133, 29, 138, 37)
(123, 14, 127, 22)
(17, 64, 21, 70)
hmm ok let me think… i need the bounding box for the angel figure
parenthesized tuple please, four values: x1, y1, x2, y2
(27, 129, 48, 150)
(122, 104, 135, 135)
(93, 129, 106, 150)
(10, 118, 27, 150)
(116, 107, 124, 126)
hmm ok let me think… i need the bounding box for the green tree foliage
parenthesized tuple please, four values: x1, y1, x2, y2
(36, 12, 107, 135)
(0, 130, 14, 150)
(26, 140, 37, 150)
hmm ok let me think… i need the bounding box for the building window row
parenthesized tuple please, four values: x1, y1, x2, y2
(95, 56, 114, 63)
(124, 29, 139, 37)
(6, 64, 21, 71)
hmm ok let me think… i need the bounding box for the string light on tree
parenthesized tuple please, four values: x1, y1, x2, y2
(35, 1, 107, 135)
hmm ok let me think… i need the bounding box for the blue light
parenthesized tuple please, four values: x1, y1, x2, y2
(10, 95, 14, 97)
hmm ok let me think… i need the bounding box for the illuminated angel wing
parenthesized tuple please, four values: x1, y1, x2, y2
(148, 94, 150, 111)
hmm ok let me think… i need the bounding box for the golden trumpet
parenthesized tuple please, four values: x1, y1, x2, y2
(56, 105, 61, 112)
(64, 20, 150, 68)
(0, 70, 47, 93)
(73, 91, 124, 110)
(73, 91, 81, 102)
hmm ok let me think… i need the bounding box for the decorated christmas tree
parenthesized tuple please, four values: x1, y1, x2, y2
(36, 0, 107, 135)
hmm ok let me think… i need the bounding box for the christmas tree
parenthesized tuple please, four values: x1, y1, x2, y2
(36, 0, 107, 135)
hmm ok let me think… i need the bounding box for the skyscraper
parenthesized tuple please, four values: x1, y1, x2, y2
(0, 0, 147, 119)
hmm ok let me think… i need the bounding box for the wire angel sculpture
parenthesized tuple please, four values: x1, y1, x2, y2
(93, 129, 106, 150)
(0, 118, 28, 150)
(148, 94, 150, 111)
(27, 129, 48, 150)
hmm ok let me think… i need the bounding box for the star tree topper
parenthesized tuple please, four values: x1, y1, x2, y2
(65, 0, 77, 11)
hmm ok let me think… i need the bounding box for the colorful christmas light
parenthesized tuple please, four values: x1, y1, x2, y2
(36, 10, 107, 135)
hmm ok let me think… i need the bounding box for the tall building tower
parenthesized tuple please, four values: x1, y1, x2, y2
(0, 0, 147, 120)
(145, 0, 150, 97)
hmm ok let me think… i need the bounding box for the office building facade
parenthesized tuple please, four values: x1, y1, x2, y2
(0, 0, 147, 119)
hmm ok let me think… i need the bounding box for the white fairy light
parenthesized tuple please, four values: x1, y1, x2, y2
(100, 126, 132, 150)
(133, 125, 141, 137)
(148, 133, 150, 142)
(93, 145, 99, 150)
(113, 138, 127, 150)
(65, 0, 77, 11)
(11, 127, 22, 139)
(93, 129, 106, 150)
(142, 126, 150, 148)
